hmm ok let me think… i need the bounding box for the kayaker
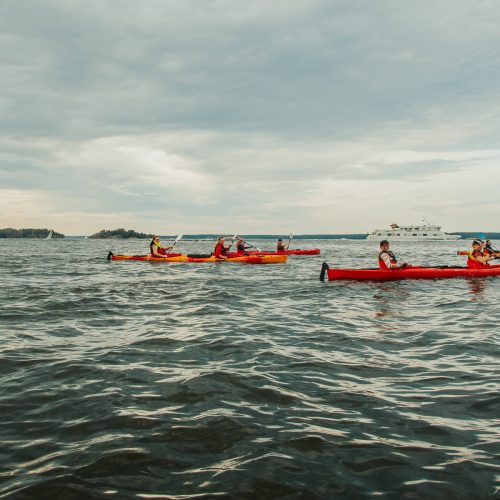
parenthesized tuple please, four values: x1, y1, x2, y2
(277, 239, 288, 252)
(214, 237, 230, 259)
(467, 240, 494, 268)
(484, 240, 499, 257)
(150, 236, 173, 257)
(378, 240, 407, 270)
(236, 238, 252, 256)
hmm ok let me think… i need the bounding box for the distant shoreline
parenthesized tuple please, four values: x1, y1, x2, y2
(61, 232, 500, 240)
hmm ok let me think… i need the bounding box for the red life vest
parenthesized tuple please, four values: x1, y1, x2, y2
(379, 251, 397, 270)
(467, 249, 488, 268)
(214, 243, 228, 258)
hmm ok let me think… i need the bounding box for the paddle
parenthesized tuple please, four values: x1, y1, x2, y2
(226, 234, 238, 252)
(238, 237, 261, 252)
(166, 234, 183, 255)
(287, 233, 293, 250)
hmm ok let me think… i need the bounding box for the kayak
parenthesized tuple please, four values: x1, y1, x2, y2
(246, 249, 320, 256)
(319, 262, 500, 282)
(107, 252, 287, 264)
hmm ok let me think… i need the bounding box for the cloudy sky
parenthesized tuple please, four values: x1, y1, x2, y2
(1, 0, 499, 235)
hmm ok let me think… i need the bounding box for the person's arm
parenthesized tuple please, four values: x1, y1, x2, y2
(381, 253, 397, 269)
(475, 253, 492, 264)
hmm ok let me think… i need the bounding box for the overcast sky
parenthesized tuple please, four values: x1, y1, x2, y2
(1, 0, 499, 235)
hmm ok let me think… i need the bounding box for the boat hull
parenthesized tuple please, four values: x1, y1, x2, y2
(320, 262, 500, 281)
(108, 253, 287, 264)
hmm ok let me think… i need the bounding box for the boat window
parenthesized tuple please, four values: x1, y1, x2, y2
(423, 234, 427, 236)
(413, 234, 417, 236)
(397, 233, 400, 236)
(433, 234, 438, 236)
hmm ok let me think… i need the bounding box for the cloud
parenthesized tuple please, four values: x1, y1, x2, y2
(1, 0, 500, 233)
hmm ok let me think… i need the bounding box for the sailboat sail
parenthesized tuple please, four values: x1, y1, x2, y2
(45, 230, 53, 240)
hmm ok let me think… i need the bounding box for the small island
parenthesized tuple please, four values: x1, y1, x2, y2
(0, 228, 64, 238)
(89, 228, 154, 239)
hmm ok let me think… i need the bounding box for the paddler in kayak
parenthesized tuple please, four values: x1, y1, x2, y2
(467, 240, 495, 268)
(150, 236, 173, 257)
(483, 240, 499, 258)
(213, 236, 231, 259)
(235, 238, 253, 256)
(378, 240, 408, 270)
(277, 239, 289, 252)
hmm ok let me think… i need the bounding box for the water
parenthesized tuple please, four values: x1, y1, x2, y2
(1, 238, 499, 499)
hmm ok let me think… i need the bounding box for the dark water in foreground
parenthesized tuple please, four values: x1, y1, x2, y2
(1, 239, 499, 499)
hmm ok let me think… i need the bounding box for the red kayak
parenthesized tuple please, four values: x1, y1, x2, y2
(320, 262, 500, 282)
(247, 249, 320, 256)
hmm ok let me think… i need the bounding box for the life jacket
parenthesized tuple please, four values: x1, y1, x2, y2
(467, 249, 488, 268)
(150, 240, 167, 256)
(214, 242, 227, 258)
(379, 251, 397, 270)
(236, 241, 246, 256)
(277, 243, 286, 251)
(483, 245, 496, 257)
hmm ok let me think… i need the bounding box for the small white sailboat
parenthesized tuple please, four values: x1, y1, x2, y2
(45, 230, 53, 240)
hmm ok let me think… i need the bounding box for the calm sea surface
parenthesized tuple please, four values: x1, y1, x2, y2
(1, 238, 499, 499)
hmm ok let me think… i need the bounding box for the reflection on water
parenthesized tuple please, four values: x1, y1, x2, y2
(466, 277, 488, 300)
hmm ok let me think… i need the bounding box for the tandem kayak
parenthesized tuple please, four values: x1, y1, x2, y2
(107, 252, 287, 264)
(246, 249, 320, 256)
(319, 262, 500, 282)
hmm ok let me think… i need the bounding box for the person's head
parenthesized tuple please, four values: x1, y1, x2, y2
(472, 239, 482, 248)
(218, 236, 225, 244)
(485, 240, 491, 245)
(278, 239, 283, 243)
(380, 239, 390, 251)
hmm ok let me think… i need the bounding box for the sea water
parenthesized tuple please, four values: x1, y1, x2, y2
(1, 238, 498, 498)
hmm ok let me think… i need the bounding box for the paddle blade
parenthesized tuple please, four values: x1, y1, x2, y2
(175, 234, 183, 242)
(320, 262, 329, 282)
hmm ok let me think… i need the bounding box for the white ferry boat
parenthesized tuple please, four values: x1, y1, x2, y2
(367, 220, 461, 241)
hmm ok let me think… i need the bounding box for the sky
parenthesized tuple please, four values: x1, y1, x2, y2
(1, 0, 499, 235)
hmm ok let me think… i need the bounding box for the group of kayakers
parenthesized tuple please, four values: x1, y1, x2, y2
(214, 237, 290, 258)
(150, 233, 497, 266)
(378, 238, 498, 270)
(149, 235, 290, 259)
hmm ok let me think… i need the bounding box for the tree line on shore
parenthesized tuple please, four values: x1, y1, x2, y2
(0, 228, 64, 238)
(88, 228, 153, 239)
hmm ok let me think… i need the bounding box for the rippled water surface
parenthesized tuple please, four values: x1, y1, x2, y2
(1, 238, 499, 499)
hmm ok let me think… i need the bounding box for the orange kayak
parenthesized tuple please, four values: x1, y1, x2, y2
(107, 252, 287, 264)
